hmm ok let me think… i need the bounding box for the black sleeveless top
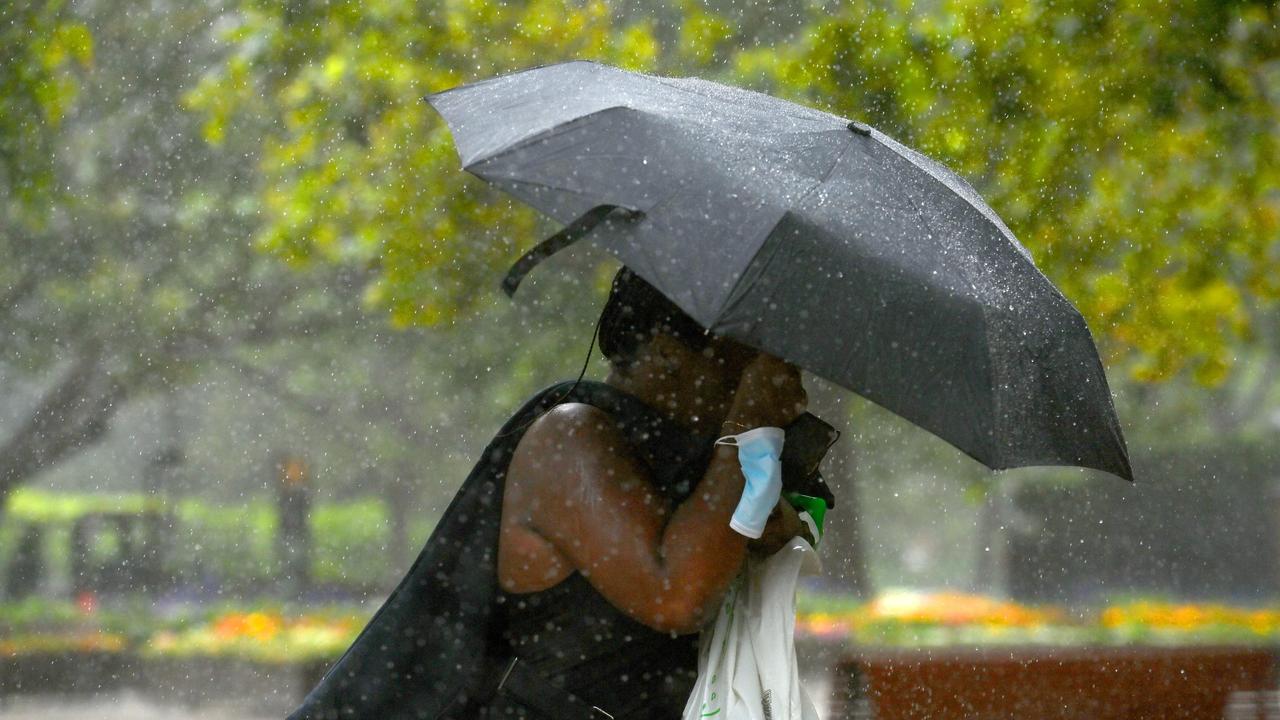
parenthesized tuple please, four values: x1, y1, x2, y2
(491, 571, 700, 719)
(289, 380, 715, 720)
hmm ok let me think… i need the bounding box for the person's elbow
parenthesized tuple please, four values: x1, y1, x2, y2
(640, 591, 715, 636)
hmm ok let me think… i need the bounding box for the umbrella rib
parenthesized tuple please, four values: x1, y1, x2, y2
(866, 146, 1000, 465)
(463, 105, 634, 168)
(648, 75, 836, 130)
(814, 134, 855, 186)
(865, 136, 1085, 466)
(867, 134, 1063, 304)
(874, 136, 1018, 243)
(713, 133, 857, 327)
(783, 129, 859, 213)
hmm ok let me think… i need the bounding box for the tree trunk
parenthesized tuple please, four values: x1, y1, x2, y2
(0, 346, 127, 514)
(972, 484, 1010, 597)
(808, 377, 872, 599)
(275, 454, 314, 596)
(385, 466, 412, 589)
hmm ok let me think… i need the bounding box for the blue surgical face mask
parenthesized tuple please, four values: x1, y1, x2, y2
(714, 427, 785, 539)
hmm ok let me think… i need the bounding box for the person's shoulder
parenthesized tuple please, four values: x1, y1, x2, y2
(525, 401, 620, 444)
(512, 402, 643, 483)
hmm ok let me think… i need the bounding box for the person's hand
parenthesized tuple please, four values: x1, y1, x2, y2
(747, 499, 816, 557)
(727, 352, 806, 430)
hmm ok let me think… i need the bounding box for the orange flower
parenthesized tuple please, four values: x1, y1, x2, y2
(242, 612, 282, 640)
(212, 611, 283, 640)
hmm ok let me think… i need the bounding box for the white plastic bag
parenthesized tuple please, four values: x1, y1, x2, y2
(682, 523, 823, 720)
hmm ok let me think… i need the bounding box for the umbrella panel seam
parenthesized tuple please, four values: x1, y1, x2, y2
(711, 211, 793, 335)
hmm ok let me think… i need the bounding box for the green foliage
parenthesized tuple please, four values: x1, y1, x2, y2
(1, 2, 95, 380)
(6, 489, 159, 522)
(173, 499, 280, 589)
(0, 0, 92, 217)
(0, 597, 81, 631)
(184, 0, 729, 327)
(0, 0, 390, 509)
(0, 595, 168, 644)
(4, 489, 393, 592)
(311, 498, 393, 586)
(746, 0, 1280, 384)
(193, 0, 1280, 387)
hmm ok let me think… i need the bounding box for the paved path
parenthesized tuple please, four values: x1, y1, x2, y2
(0, 691, 277, 720)
(0, 676, 838, 720)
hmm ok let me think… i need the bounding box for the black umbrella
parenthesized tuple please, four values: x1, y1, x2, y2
(426, 60, 1133, 482)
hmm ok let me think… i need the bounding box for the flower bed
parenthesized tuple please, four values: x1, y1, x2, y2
(0, 600, 367, 701)
(0, 605, 131, 696)
(1101, 599, 1280, 645)
(137, 608, 365, 710)
(796, 589, 1280, 646)
(143, 609, 364, 664)
(5, 590, 1277, 712)
(798, 590, 1278, 719)
(0, 598, 120, 652)
(0, 630, 127, 657)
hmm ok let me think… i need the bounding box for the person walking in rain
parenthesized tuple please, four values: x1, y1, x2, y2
(290, 267, 814, 720)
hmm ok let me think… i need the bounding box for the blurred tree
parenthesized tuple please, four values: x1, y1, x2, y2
(193, 0, 1279, 382)
(0, 0, 366, 513)
(184, 0, 882, 591)
(0, 0, 92, 218)
(1, 0, 95, 511)
(744, 0, 1280, 384)
(180, 0, 747, 326)
(739, 0, 1279, 594)
(190, 0, 1279, 596)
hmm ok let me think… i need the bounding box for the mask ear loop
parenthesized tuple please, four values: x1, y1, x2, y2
(495, 305, 604, 439)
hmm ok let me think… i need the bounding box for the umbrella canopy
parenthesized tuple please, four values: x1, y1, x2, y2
(426, 61, 1133, 482)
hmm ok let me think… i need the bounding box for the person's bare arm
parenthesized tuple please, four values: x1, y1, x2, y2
(508, 405, 747, 634)
(506, 355, 805, 635)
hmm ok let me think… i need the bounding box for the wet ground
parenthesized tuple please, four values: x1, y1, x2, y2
(0, 691, 277, 720)
(0, 676, 840, 720)
(0, 668, 837, 719)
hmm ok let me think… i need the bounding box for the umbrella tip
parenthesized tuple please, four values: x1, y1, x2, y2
(847, 121, 873, 136)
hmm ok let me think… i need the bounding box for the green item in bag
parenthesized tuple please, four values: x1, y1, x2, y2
(783, 491, 827, 541)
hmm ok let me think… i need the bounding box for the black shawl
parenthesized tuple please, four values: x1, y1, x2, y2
(288, 379, 713, 719)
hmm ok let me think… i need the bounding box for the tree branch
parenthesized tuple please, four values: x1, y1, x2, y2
(0, 344, 130, 501)
(209, 352, 336, 418)
(0, 267, 39, 311)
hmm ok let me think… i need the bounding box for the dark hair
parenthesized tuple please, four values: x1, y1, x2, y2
(599, 267, 710, 369)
